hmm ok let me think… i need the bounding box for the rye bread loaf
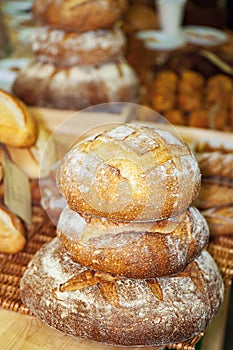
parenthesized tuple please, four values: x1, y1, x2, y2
(20, 237, 224, 347)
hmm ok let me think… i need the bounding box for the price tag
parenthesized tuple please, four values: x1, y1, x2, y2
(2, 150, 32, 225)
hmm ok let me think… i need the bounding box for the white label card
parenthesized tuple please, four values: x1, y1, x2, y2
(2, 150, 32, 226)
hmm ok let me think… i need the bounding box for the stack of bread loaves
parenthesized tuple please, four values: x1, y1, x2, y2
(20, 123, 224, 348)
(12, 0, 140, 110)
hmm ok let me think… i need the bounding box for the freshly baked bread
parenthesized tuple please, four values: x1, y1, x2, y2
(0, 89, 37, 147)
(196, 152, 233, 180)
(0, 204, 26, 254)
(57, 206, 209, 278)
(20, 237, 224, 347)
(0, 148, 3, 184)
(57, 124, 201, 221)
(123, 3, 158, 32)
(30, 25, 126, 67)
(202, 205, 233, 236)
(7, 122, 52, 179)
(12, 60, 140, 110)
(32, 0, 128, 32)
(195, 180, 233, 209)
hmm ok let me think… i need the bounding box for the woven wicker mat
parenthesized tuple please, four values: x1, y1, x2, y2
(0, 205, 56, 314)
(0, 205, 232, 350)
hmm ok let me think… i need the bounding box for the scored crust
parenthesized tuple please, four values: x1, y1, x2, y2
(32, 0, 128, 32)
(57, 206, 209, 278)
(20, 237, 224, 347)
(57, 124, 201, 221)
(30, 25, 127, 67)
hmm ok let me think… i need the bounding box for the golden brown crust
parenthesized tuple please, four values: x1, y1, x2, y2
(6, 122, 51, 179)
(0, 148, 3, 183)
(30, 25, 126, 67)
(12, 60, 139, 110)
(202, 205, 233, 236)
(0, 89, 37, 148)
(57, 206, 209, 278)
(57, 124, 201, 221)
(0, 204, 26, 254)
(20, 238, 224, 347)
(32, 0, 128, 32)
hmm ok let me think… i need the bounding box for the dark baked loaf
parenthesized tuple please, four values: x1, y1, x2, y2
(57, 206, 209, 278)
(57, 123, 201, 221)
(12, 60, 139, 110)
(20, 238, 224, 347)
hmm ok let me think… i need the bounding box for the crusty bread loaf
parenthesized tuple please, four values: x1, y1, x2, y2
(0, 89, 37, 147)
(195, 180, 233, 209)
(12, 60, 140, 110)
(123, 3, 158, 32)
(0, 148, 3, 184)
(0, 204, 26, 254)
(20, 237, 224, 347)
(57, 124, 201, 221)
(202, 205, 233, 235)
(196, 152, 233, 180)
(32, 0, 128, 32)
(30, 25, 126, 67)
(7, 122, 51, 179)
(57, 206, 209, 278)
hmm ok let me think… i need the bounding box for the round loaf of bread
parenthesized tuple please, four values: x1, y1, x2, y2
(57, 124, 201, 221)
(57, 206, 209, 278)
(32, 0, 128, 32)
(30, 25, 126, 67)
(20, 237, 224, 347)
(12, 61, 139, 110)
